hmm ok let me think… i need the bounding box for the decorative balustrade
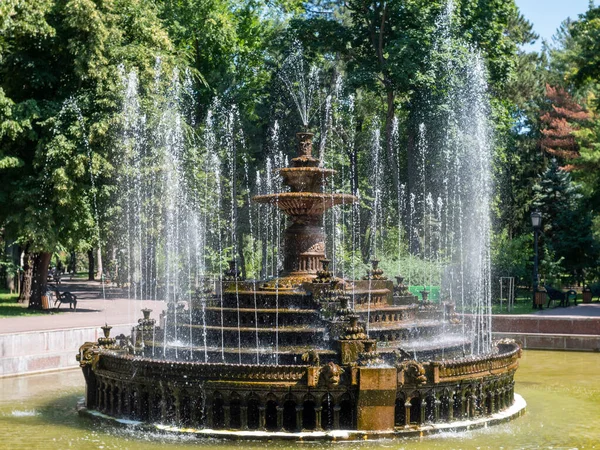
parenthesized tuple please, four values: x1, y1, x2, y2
(435, 342, 520, 381)
(98, 352, 307, 383)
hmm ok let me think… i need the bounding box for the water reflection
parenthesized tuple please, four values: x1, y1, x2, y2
(0, 350, 599, 449)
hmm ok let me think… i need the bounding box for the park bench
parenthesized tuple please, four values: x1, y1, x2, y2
(545, 286, 577, 308)
(53, 290, 77, 310)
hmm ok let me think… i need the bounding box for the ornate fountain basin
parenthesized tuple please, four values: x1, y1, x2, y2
(78, 337, 523, 440)
(253, 192, 357, 218)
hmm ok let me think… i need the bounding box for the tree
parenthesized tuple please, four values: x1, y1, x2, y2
(289, 0, 523, 254)
(533, 159, 596, 283)
(544, 4, 600, 246)
(540, 84, 590, 164)
(491, 11, 544, 243)
(0, 0, 175, 307)
(569, 4, 600, 89)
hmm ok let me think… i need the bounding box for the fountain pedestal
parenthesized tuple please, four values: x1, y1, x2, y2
(357, 367, 397, 431)
(253, 132, 357, 283)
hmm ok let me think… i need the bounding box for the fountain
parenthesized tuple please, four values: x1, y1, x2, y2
(77, 130, 524, 439)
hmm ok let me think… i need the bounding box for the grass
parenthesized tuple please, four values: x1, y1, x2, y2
(492, 293, 584, 315)
(0, 290, 48, 318)
(492, 296, 537, 315)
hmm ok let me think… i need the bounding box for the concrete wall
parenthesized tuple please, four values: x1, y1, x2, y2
(493, 315, 600, 351)
(493, 332, 600, 351)
(493, 315, 600, 335)
(0, 324, 133, 378)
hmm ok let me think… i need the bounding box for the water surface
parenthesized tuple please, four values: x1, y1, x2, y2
(1, 350, 599, 449)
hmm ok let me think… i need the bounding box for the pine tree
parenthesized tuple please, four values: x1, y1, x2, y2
(539, 84, 590, 165)
(532, 159, 597, 283)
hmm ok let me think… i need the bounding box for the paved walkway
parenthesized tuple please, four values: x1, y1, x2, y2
(0, 279, 165, 334)
(532, 303, 600, 317)
(2, 279, 599, 334)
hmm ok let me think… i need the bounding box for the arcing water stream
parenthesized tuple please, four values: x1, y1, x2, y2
(109, 1, 495, 362)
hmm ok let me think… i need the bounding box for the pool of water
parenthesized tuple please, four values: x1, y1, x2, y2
(1, 350, 599, 449)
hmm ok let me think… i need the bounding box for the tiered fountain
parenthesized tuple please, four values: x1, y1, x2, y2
(77, 132, 524, 439)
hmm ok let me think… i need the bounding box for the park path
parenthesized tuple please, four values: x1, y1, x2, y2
(2, 279, 598, 335)
(532, 303, 600, 317)
(0, 279, 165, 334)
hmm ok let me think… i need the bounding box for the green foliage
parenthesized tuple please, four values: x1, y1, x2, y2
(1, 0, 598, 293)
(533, 159, 597, 282)
(570, 5, 600, 88)
(491, 231, 532, 284)
(0, 0, 176, 255)
(539, 247, 564, 286)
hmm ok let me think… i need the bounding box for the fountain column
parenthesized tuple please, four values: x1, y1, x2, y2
(479, 392, 485, 416)
(94, 383, 100, 411)
(258, 405, 266, 430)
(173, 388, 181, 424)
(121, 385, 129, 416)
(102, 382, 108, 413)
(295, 405, 303, 431)
(240, 405, 248, 430)
(148, 390, 156, 421)
(206, 399, 214, 428)
(117, 382, 124, 416)
(224, 404, 231, 429)
(135, 385, 143, 420)
(333, 405, 341, 429)
(469, 394, 476, 418)
(81, 365, 98, 409)
(404, 401, 411, 426)
(160, 384, 168, 423)
(276, 406, 284, 431)
(434, 397, 441, 422)
(109, 381, 115, 415)
(314, 406, 323, 431)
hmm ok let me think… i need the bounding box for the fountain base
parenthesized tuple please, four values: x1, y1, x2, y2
(78, 394, 525, 441)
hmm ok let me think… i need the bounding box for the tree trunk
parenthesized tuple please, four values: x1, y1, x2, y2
(238, 241, 247, 280)
(385, 88, 399, 202)
(350, 137, 359, 197)
(28, 252, 51, 309)
(88, 249, 95, 281)
(96, 247, 103, 280)
(406, 121, 419, 254)
(260, 237, 268, 279)
(19, 252, 33, 304)
(69, 250, 76, 274)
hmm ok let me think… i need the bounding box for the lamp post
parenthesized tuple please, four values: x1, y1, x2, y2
(531, 210, 542, 309)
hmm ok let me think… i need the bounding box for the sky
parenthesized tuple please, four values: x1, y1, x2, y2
(515, 0, 595, 52)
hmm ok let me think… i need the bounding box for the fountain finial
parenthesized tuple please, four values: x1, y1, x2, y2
(296, 131, 314, 158)
(363, 258, 387, 280)
(98, 323, 116, 348)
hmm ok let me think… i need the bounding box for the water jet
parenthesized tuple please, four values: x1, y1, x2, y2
(77, 131, 524, 439)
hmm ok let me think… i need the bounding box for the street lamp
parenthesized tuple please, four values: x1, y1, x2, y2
(531, 210, 542, 309)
